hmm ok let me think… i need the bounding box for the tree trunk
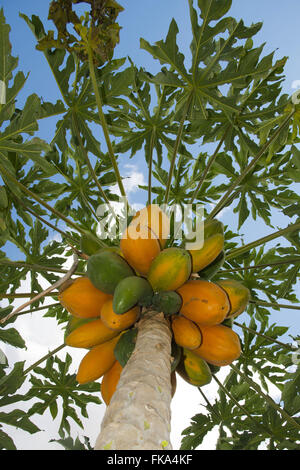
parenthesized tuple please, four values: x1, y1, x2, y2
(94, 310, 173, 450)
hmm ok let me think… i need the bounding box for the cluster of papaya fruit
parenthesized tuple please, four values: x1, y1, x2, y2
(58, 205, 250, 405)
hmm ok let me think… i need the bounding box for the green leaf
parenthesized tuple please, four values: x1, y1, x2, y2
(140, 19, 189, 81)
(0, 428, 17, 450)
(114, 328, 137, 367)
(0, 361, 26, 396)
(50, 435, 92, 450)
(0, 409, 40, 434)
(0, 327, 26, 349)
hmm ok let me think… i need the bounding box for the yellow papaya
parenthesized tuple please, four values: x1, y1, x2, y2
(101, 360, 123, 405)
(64, 315, 95, 341)
(176, 279, 230, 326)
(217, 279, 250, 319)
(147, 247, 192, 292)
(120, 224, 161, 276)
(193, 324, 241, 367)
(176, 348, 212, 386)
(58, 277, 112, 319)
(189, 233, 224, 273)
(131, 204, 170, 248)
(65, 317, 119, 348)
(76, 335, 120, 384)
(101, 299, 140, 331)
(171, 315, 202, 350)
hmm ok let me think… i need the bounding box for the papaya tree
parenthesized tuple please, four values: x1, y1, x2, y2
(0, 0, 300, 451)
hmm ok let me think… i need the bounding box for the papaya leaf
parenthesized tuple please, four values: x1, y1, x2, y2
(23, 353, 101, 438)
(0, 428, 16, 450)
(114, 328, 137, 367)
(50, 435, 92, 450)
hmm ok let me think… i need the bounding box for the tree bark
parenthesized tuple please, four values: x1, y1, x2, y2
(94, 310, 173, 450)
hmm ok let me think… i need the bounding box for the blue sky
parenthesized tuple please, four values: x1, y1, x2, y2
(0, 0, 299, 450)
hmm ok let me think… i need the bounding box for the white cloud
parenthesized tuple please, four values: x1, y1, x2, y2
(110, 164, 147, 198)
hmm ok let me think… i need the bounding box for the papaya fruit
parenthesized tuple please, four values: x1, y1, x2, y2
(171, 315, 202, 350)
(80, 233, 104, 256)
(101, 299, 140, 331)
(120, 224, 161, 276)
(193, 324, 241, 367)
(176, 348, 212, 387)
(147, 247, 192, 292)
(64, 315, 95, 341)
(217, 279, 250, 319)
(58, 277, 112, 319)
(198, 250, 225, 280)
(112, 276, 153, 315)
(188, 219, 224, 273)
(208, 363, 221, 375)
(65, 317, 120, 348)
(76, 335, 120, 384)
(176, 279, 230, 326)
(222, 317, 233, 328)
(189, 233, 224, 273)
(101, 360, 123, 405)
(204, 219, 224, 239)
(87, 250, 134, 294)
(152, 291, 182, 315)
(131, 204, 170, 248)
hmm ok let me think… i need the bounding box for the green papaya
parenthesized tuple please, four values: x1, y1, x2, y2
(176, 348, 212, 387)
(198, 250, 225, 280)
(207, 363, 221, 375)
(204, 219, 224, 239)
(221, 317, 233, 328)
(112, 276, 153, 315)
(80, 233, 105, 256)
(152, 291, 182, 315)
(87, 250, 134, 294)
